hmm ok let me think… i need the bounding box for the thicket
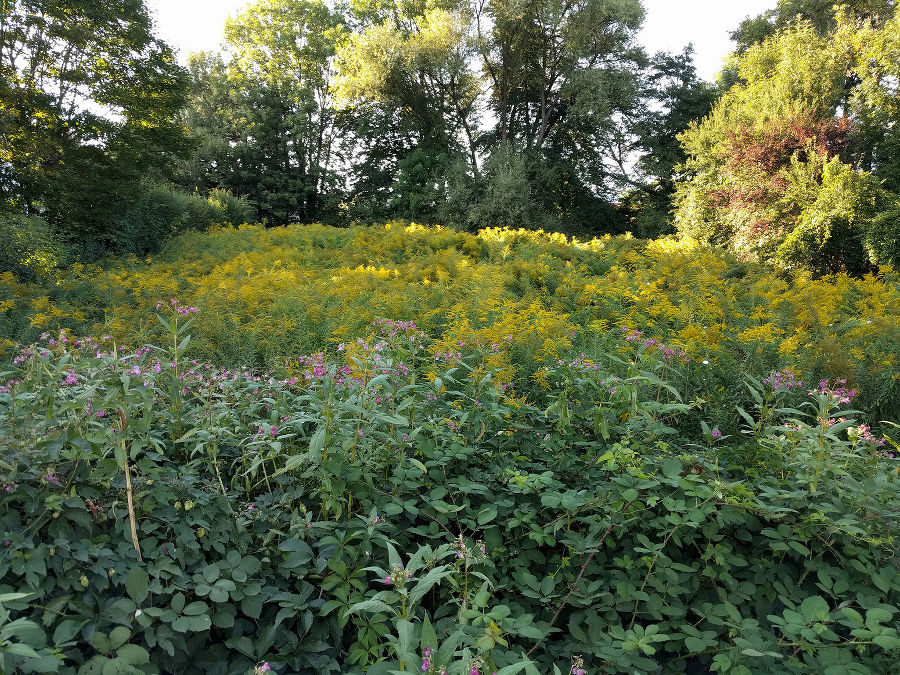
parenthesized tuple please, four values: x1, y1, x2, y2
(4, 1, 899, 273)
(1, 304, 898, 674)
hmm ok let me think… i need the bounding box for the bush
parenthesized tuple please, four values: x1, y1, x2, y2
(114, 184, 256, 256)
(0, 213, 68, 282)
(1, 309, 898, 673)
(865, 207, 900, 268)
(207, 188, 257, 227)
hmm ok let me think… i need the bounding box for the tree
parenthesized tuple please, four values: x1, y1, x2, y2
(333, 0, 483, 222)
(622, 47, 718, 237)
(0, 0, 189, 252)
(730, 0, 895, 54)
(674, 11, 900, 273)
(180, 0, 344, 224)
(335, 0, 647, 231)
(475, 0, 646, 220)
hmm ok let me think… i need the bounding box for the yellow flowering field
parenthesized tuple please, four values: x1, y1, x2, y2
(2, 222, 898, 418)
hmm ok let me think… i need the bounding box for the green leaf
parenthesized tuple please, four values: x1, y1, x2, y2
(477, 506, 498, 524)
(872, 634, 900, 650)
(662, 458, 682, 479)
(115, 644, 150, 666)
(866, 608, 893, 627)
(799, 595, 829, 620)
(53, 619, 83, 645)
(408, 567, 453, 606)
(240, 595, 263, 619)
(408, 458, 428, 474)
(309, 426, 326, 456)
(344, 598, 396, 618)
(516, 625, 544, 640)
(421, 614, 437, 652)
(124, 566, 149, 603)
(182, 601, 208, 616)
(685, 636, 707, 652)
(3, 642, 41, 658)
(108, 626, 131, 650)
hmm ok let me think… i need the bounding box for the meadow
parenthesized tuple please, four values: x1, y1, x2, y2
(1, 224, 899, 674)
(2, 223, 899, 423)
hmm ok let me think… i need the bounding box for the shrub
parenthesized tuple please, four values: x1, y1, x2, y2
(114, 184, 255, 256)
(3, 223, 898, 420)
(0, 308, 898, 673)
(207, 188, 257, 227)
(865, 207, 900, 267)
(0, 213, 68, 283)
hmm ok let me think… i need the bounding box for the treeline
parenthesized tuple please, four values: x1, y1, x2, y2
(1, 0, 899, 275)
(175, 0, 714, 236)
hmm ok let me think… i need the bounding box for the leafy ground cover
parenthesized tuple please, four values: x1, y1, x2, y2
(1, 299, 898, 674)
(2, 224, 899, 423)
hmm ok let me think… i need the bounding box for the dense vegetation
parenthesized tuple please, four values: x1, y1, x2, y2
(2, 223, 899, 421)
(2, 1, 898, 272)
(2, 223, 900, 673)
(1, 298, 898, 673)
(2, 1, 900, 673)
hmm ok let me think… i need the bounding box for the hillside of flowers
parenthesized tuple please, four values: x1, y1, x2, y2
(2, 224, 900, 674)
(2, 223, 899, 427)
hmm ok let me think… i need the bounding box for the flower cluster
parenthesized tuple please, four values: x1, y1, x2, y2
(252, 662, 271, 674)
(763, 367, 803, 391)
(810, 379, 857, 405)
(850, 424, 885, 447)
(621, 328, 688, 362)
(570, 655, 587, 675)
(419, 646, 447, 674)
(557, 353, 599, 371)
(383, 563, 412, 587)
(455, 535, 487, 561)
(156, 298, 198, 316)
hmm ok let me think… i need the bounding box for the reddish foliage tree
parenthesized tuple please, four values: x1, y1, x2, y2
(709, 113, 850, 215)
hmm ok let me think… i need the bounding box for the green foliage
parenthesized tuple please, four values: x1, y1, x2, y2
(0, 0, 190, 251)
(0, 214, 68, 283)
(114, 185, 256, 257)
(178, 1, 345, 226)
(675, 12, 900, 273)
(864, 207, 900, 266)
(1, 308, 898, 673)
(471, 145, 541, 231)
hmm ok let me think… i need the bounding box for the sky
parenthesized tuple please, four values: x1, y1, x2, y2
(146, 0, 777, 82)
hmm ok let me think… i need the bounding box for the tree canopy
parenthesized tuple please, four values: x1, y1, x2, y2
(674, 7, 900, 273)
(0, 0, 189, 252)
